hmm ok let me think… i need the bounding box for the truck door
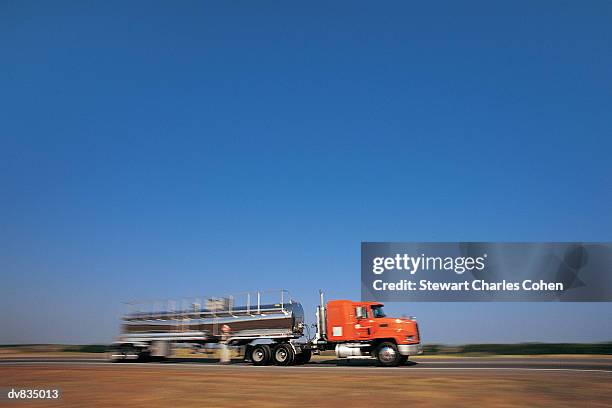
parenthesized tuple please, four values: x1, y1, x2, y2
(355, 305, 373, 339)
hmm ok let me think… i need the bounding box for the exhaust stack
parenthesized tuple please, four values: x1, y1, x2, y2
(316, 289, 327, 340)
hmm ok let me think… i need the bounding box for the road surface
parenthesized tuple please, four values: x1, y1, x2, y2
(1, 355, 611, 372)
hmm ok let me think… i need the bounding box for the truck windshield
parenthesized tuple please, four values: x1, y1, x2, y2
(371, 306, 386, 318)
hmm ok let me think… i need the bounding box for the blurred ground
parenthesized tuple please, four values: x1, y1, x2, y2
(1, 363, 611, 408)
(1, 346, 611, 407)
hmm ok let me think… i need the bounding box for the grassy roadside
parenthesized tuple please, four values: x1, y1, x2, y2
(423, 342, 612, 355)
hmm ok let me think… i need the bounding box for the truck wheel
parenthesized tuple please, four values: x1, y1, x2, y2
(273, 343, 295, 366)
(251, 345, 272, 366)
(375, 342, 401, 367)
(294, 349, 312, 365)
(300, 349, 312, 364)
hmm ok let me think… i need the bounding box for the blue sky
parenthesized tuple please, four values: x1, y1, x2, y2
(1, 1, 611, 344)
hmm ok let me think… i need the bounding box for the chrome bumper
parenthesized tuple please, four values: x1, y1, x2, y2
(398, 343, 423, 356)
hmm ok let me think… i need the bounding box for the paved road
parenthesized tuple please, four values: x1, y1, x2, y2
(1, 356, 611, 373)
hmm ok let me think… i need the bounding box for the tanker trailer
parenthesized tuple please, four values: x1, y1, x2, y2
(110, 290, 310, 365)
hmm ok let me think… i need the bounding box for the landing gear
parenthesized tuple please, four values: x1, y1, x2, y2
(250, 344, 272, 366)
(375, 342, 401, 367)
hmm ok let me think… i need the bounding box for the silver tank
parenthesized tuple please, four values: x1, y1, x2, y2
(122, 298, 304, 337)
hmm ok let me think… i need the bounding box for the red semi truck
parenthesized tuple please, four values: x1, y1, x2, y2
(111, 290, 422, 367)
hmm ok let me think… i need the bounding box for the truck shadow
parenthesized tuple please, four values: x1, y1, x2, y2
(161, 357, 240, 364)
(150, 357, 418, 367)
(310, 359, 418, 367)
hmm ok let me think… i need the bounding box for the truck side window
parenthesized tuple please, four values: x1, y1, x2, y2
(371, 305, 386, 318)
(355, 306, 368, 319)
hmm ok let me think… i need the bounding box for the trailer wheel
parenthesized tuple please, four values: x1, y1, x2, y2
(137, 351, 151, 362)
(250, 345, 272, 366)
(107, 347, 123, 363)
(109, 344, 138, 362)
(273, 343, 295, 366)
(375, 342, 401, 367)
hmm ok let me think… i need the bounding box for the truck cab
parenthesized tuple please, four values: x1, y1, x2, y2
(324, 300, 422, 366)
